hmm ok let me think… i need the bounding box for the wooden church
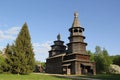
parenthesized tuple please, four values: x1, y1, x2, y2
(46, 12, 96, 75)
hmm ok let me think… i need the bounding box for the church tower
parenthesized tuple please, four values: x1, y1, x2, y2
(46, 34, 66, 74)
(63, 12, 96, 75)
(49, 34, 66, 57)
(67, 12, 87, 54)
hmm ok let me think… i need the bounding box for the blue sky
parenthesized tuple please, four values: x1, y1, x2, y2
(0, 0, 120, 62)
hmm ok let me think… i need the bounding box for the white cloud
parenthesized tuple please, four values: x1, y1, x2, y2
(33, 41, 52, 53)
(33, 41, 52, 62)
(5, 27, 21, 35)
(0, 30, 4, 38)
(0, 27, 20, 40)
(0, 46, 4, 51)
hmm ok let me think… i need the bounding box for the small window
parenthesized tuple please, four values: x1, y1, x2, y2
(79, 30, 82, 32)
(74, 29, 78, 32)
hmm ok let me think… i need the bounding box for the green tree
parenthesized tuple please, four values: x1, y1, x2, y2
(4, 44, 16, 73)
(35, 61, 46, 68)
(94, 46, 103, 73)
(102, 48, 112, 73)
(14, 23, 35, 74)
(112, 55, 120, 66)
(4, 44, 12, 72)
(0, 50, 2, 54)
(41, 62, 46, 68)
(0, 55, 5, 73)
(87, 50, 94, 61)
(95, 46, 102, 55)
(94, 53, 104, 73)
(0, 49, 7, 73)
(4, 23, 35, 74)
(94, 46, 112, 73)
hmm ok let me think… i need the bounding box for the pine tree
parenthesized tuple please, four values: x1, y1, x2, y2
(0, 54, 6, 73)
(4, 44, 13, 72)
(14, 23, 35, 74)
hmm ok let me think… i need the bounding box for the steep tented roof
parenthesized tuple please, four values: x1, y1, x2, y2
(72, 12, 81, 27)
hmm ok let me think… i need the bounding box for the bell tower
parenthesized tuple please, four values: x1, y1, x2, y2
(67, 12, 87, 54)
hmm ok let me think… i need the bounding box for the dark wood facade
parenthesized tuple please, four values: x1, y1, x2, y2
(46, 54, 65, 74)
(46, 12, 96, 75)
(46, 34, 66, 74)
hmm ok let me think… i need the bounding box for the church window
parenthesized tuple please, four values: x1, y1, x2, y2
(79, 29, 82, 32)
(74, 29, 78, 32)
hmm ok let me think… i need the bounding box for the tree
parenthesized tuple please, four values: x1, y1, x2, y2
(0, 55, 5, 73)
(112, 55, 120, 66)
(94, 53, 104, 73)
(0, 49, 7, 73)
(13, 23, 35, 74)
(87, 50, 94, 61)
(35, 61, 46, 68)
(95, 46, 102, 55)
(94, 46, 112, 73)
(3, 23, 35, 74)
(0, 50, 2, 54)
(4, 44, 14, 72)
(102, 48, 112, 73)
(94, 46, 103, 73)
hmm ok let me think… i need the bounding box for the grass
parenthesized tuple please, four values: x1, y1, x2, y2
(79, 74, 120, 80)
(0, 73, 71, 80)
(0, 73, 120, 80)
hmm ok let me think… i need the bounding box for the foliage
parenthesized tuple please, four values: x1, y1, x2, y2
(14, 23, 35, 74)
(4, 23, 35, 74)
(87, 50, 94, 61)
(0, 55, 6, 73)
(35, 61, 46, 68)
(3, 44, 15, 73)
(94, 46, 112, 73)
(111, 55, 120, 66)
(35, 61, 41, 65)
(0, 50, 7, 73)
(102, 48, 112, 72)
(0, 50, 2, 54)
(87, 46, 112, 73)
(94, 53, 105, 73)
(41, 62, 46, 68)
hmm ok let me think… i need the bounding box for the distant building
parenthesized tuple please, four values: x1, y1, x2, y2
(34, 64, 44, 73)
(46, 12, 96, 75)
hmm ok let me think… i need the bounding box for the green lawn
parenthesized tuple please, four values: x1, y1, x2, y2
(0, 73, 120, 80)
(0, 73, 71, 80)
(80, 74, 120, 80)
